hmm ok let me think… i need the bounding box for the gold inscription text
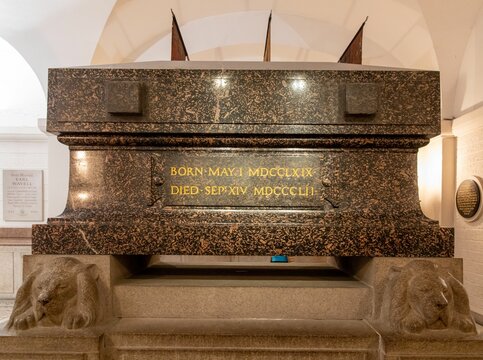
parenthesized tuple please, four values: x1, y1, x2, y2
(253, 186, 315, 197)
(248, 167, 314, 178)
(170, 167, 203, 177)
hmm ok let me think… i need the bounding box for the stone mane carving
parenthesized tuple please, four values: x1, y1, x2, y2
(6, 257, 100, 330)
(384, 260, 476, 334)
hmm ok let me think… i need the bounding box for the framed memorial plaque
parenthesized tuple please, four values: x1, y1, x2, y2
(3, 170, 44, 222)
(456, 176, 483, 222)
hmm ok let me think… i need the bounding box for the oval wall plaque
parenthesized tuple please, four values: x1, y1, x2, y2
(456, 176, 482, 221)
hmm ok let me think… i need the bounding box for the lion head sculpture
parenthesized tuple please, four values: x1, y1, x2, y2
(386, 260, 476, 334)
(6, 257, 100, 331)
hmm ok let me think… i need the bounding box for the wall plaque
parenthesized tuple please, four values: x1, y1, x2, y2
(456, 176, 482, 221)
(3, 170, 44, 222)
(151, 152, 330, 208)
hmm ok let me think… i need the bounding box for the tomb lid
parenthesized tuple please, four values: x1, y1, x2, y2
(47, 61, 440, 137)
(70, 61, 427, 72)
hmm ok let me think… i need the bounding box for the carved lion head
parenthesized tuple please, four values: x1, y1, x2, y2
(388, 260, 475, 334)
(7, 257, 100, 330)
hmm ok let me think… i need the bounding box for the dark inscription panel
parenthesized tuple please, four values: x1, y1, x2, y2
(456, 179, 481, 219)
(152, 152, 328, 208)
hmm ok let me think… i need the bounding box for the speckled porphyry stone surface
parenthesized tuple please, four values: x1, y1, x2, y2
(47, 62, 440, 136)
(35, 61, 453, 256)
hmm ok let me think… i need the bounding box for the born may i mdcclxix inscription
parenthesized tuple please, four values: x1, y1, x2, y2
(151, 152, 327, 208)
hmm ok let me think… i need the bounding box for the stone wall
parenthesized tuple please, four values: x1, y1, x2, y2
(0, 228, 31, 321)
(453, 106, 483, 319)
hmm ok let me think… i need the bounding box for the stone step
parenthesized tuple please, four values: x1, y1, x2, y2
(3, 318, 483, 360)
(0, 320, 101, 360)
(113, 267, 371, 319)
(105, 318, 380, 360)
(148, 255, 338, 269)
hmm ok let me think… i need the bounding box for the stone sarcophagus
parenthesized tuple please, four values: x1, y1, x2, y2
(33, 62, 452, 256)
(5, 62, 480, 360)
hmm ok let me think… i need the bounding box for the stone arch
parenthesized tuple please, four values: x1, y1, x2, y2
(0, 37, 46, 131)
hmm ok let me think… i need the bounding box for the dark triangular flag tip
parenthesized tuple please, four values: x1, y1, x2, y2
(338, 16, 368, 65)
(171, 9, 190, 61)
(263, 10, 272, 62)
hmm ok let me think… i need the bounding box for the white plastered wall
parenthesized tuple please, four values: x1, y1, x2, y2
(452, 5, 483, 317)
(453, 107, 483, 317)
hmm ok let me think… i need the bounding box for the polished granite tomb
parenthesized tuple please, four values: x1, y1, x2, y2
(33, 61, 452, 256)
(2, 61, 481, 360)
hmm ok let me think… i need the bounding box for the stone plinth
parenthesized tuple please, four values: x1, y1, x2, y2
(1, 255, 481, 359)
(383, 332, 483, 359)
(0, 324, 101, 360)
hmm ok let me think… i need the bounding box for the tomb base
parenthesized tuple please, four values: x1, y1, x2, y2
(1, 255, 482, 359)
(32, 219, 454, 257)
